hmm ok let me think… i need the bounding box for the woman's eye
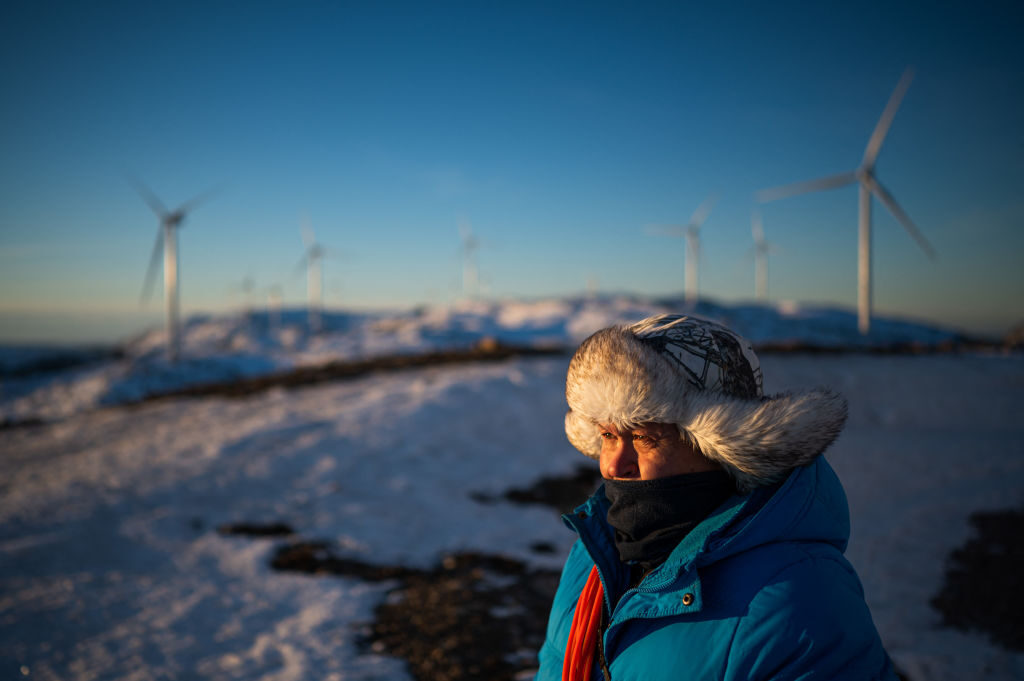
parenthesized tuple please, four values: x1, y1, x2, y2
(600, 431, 614, 440)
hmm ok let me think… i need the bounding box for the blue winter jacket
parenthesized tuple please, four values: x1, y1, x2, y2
(535, 458, 896, 680)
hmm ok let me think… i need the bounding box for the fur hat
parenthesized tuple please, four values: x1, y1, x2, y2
(565, 314, 847, 492)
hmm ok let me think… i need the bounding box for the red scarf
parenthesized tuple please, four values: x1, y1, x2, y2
(562, 565, 605, 681)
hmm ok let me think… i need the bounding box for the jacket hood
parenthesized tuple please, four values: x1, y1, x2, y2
(687, 456, 850, 567)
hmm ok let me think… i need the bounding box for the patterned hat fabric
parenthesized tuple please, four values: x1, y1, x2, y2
(629, 315, 763, 400)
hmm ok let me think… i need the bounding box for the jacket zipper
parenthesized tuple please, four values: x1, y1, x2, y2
(598, 569, 683, 680)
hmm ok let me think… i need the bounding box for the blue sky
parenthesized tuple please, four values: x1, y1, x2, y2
(1, 1, 1021, 343)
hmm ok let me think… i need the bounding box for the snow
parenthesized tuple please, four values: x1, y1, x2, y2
(0, 296, 978, 426)
(1, 297, 1021, 680)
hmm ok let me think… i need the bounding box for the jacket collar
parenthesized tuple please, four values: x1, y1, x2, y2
(562, 479, 776, 621)
(561, 458, 848, 647)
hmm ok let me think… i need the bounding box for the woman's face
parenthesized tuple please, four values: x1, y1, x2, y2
(596, 422, 718, 480)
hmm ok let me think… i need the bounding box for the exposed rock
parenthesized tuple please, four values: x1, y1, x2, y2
(471, 464, 602, 515)
(269, 541, 560, 681)
(931, 507, 1024, 651)
(216, 521, 295, 537)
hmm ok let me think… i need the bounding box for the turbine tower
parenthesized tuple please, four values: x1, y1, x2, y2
(295, 221, 326, 334)
(757, 68, 936, 334)
(230, 275, 256, 320)
(134, 179, 218, 362)
(750, 208, 778, 301)
(458, 218, 479, 299)
(266, 283, 283, 331)
(649, 194, 718, 305)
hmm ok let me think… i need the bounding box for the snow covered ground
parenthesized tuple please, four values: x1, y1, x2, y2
(0, 296, 978, 425)
(1, 299, 1021, 680)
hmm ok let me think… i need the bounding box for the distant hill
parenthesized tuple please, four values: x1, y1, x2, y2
(0, 295, 1001, 427)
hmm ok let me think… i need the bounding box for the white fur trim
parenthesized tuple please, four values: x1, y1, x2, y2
(565, 322, 848, 492)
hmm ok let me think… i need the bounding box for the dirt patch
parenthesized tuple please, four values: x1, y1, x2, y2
(217, 521, 295, 537)
(1, 346, 123, 378)
(0, 417, 45, 432)
(149, 342, 568, 401)
(369, 552, 559, 681)
(754, 338, 998, 355)
(269, 541, 560, 681)
(930, 507, 1024, 651)
(232, 462, 606, 681)
(271, 541, 418, 581)
(268, 463, 607, 679)
(471, 464, 602, 515)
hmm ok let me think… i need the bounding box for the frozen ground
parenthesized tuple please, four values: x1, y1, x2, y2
(2, 351, 1022, 680)
(1, 299, 1020, 680)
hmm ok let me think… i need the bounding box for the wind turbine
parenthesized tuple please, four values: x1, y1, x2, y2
(649, 194, 718, 305)
(750, 208, 778, 301)
(757, 68, 936, 334)
(134, 179, 219, 362)
(295, 221, 327, 334)
(458, 218, 480, 300)
(266, 283, 283, 331)
(229, 275, 256, 320)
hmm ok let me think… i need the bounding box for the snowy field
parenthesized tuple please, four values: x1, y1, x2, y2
(0, 296, 976, 426)
(1, 299, 1021, 680)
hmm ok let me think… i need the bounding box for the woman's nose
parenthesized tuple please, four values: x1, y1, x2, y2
(603, 438, 640, 479)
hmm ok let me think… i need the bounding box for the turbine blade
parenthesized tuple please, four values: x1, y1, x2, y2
(301, 219, 316, 249)
(862, 67, 915, 168)
(688, 193, 718, 228)
(176, 184, 224, 215)
(293, 255, 308, 278)
(756, 171, 857, 202)
(127, 176, 168, 218)
(867, 176, 936, 259)
(140, 228, 164, 304)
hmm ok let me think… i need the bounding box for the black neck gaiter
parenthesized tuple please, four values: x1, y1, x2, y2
(603, 470, 736, 569)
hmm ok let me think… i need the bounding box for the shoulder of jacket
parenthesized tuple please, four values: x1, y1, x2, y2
(708, 528, 852, 577)
(722, 554, 892, 680)
(733, 550, 872, 643)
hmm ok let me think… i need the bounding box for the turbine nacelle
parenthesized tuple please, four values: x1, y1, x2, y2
(164, 211, 187, 229)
